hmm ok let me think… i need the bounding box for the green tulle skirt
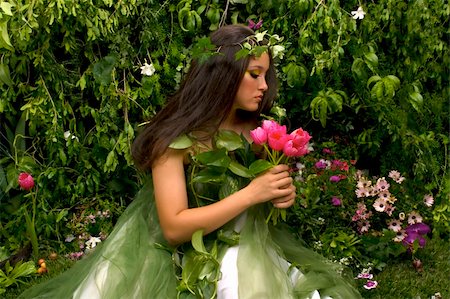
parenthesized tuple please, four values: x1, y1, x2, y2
(18, 179, 361, 299)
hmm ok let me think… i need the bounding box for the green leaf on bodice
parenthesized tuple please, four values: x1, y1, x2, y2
(169, 134, 193, 149)
(214, 130, 244, 151)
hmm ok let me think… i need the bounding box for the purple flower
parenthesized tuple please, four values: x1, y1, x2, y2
(330, 175, 341, 183)
(356, 273, 373, 279)
(248, 19, 263, 30)
(315, 160, 328, 169)
(405, 223, 431, 235)
(402, 231, 427, 248)
(331, 196, 342, 206)
(363, 280, 378, 290)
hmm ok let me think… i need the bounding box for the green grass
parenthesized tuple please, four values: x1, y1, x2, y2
(363, 236, 449, 299)
(5, 237, 449, 298)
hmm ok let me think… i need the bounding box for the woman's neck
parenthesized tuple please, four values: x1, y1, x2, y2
(219, 115, 257, 142)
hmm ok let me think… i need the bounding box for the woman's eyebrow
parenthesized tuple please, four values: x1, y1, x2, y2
(247, 65, 268, 70)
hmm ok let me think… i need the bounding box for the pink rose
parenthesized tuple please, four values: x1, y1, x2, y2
(283, 140, 309, 157)
(18, 172, 35, 191)
(261, 120, 282, 132)
(267, 128, 290, 151)
(250, 127, 267, 145)
(290, 128, 311, 148)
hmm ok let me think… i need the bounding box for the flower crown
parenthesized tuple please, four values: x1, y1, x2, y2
(192, 30, 285, 63)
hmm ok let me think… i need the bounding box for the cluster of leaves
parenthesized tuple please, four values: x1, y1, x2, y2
(0, 0, 190, 254)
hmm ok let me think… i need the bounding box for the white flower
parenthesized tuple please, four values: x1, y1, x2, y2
(351, 6, 366, 20)
(272, 45, 285, 59)
(423, 194, 434, 207)
(64, 130, 78, 141)
(140, 62, 156, 76)
(85, 236, 102, 250)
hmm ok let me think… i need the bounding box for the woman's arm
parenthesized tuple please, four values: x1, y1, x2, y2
(152, 148, 296, 246)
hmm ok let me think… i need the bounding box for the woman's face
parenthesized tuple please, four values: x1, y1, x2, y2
(233, 52, 270, 112)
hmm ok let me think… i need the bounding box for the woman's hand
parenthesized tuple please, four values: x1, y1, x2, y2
(246, 164, 296, 206)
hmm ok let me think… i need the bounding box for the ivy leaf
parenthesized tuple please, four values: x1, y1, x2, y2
(191, 230, 207, 254)
(228, 161, 252, 178)
(249, 159, 273, 175)
(192, 168, 225, 183)
(194, 148, 230, 169)
(169, 134, 193, 149)
(215, 130, 243, 151)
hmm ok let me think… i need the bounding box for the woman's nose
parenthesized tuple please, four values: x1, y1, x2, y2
(258, 77, 268, 91)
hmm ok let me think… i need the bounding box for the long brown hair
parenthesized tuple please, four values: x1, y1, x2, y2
(132, 24, 278, 170)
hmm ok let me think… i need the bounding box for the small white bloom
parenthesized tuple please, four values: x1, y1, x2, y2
(85, 236, 102, 249)
(254, 31, 267, 42)
(271, 45, 285, 59)
(64, 130, 78, 141)
(140, 62, 156, 76)
(423, 194, 434, 207)
(351, 6, 366, 20)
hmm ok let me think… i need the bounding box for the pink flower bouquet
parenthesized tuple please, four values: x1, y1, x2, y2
(250, 120, 312, 224)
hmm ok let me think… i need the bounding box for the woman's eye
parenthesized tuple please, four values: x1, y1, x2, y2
(247, 71, 261, 79)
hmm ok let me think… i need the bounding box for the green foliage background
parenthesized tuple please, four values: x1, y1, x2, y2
(0, 0, 448, 262)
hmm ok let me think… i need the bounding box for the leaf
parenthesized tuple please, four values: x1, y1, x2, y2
(192, 168, 225, 183)
(351, 58, 365, 79)
(93, 55, 117, 86)
(0, 21, 13, 50)
(169, 134, 193, 149)
(218, 176, 240, 199)
(249, 159, 273, 175)
(364, 52, 379, 70)
(191, 230, 207, 254)
(214, 130, 243, 151)
(367, 75, 382, 89)
(228, 161, 252, 178)
(194, 148, 230, 169)
(1, 2, 13, 15)
(0, 63, 13, 86)
(408, 91, 423, 112)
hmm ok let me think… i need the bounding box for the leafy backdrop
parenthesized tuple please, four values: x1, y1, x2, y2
(0, 0, 448, 271)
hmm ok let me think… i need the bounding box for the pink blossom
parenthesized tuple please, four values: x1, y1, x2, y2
(331, 196, 342, 206)
(356, 273, 373, 279)
(322, 148, 334, 155)
(267, 128, 290, 151)
(290, 128, 311, 148)
(375, 177, 390, 192)
(329, 175, 341, 183)
(359, 221, 371, 233)
(315, 159, 329, 169)
(248, 19, 263, 30)
(407, 211, 423, 225)
(423, 194, 434, 207)
(373, 198, 387, 212)
(363, 280, 378, 290)
(250, 127, 267, 145)
(384, 204, 395, 216)
(261, 119, 282, 132)
(18, 172, 35, 191)
(283, 140, 309, 157)
(387, 219, 402, 232)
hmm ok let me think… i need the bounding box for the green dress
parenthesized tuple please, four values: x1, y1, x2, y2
(18, 134, 361, 299)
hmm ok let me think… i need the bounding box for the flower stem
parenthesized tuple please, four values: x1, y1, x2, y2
(24, 207, 39, 258)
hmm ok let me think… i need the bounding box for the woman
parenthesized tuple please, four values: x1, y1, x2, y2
(19, 24, 361, 299)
